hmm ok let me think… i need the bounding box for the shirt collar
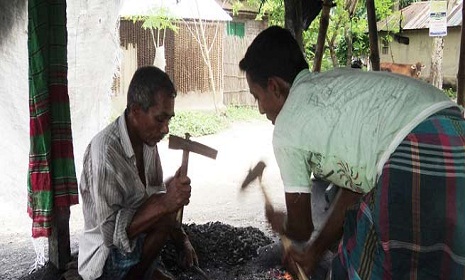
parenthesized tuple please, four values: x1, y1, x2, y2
(292, 69, 311, 86)
(118, 110, 135, 158)
(275, 69, 311, 127)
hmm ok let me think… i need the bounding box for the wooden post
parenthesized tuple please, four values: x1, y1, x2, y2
(366, 0, 380, 71)
(284, 0, 304, 51)
(313, 0, 332, 72)
(49, 206, 71, 270)
(457, 2, 465, 107)
(429, 37, 445, 89)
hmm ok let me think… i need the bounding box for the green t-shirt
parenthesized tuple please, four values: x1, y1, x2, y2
(273, 68, 458, 194)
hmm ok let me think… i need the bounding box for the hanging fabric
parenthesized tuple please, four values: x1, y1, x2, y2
(27, 0, 79, 238)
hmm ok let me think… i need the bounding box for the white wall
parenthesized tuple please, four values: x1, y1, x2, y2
(379, 28, 461, 86)
(0, 0, 123, 235)
(67, 0, 123, 176)
(0, 1, 29, 213)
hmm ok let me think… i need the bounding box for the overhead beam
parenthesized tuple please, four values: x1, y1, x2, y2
(313, 0, 332, 72)
(284, 0, 304, 51)
(457, 2, 465, 107)
(366, 0, 380, 71)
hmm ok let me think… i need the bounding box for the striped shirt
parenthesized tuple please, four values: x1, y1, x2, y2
(78, 112, 165, 280)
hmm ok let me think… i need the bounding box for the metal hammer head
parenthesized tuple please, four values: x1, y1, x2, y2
(168, 134, 218, 159)
(240, 161, 267, 190)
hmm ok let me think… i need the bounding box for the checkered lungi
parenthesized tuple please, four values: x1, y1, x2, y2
(335, 107, 465, 279)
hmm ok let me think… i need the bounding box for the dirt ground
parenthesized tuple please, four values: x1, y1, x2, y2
(0, 119, 332, 280)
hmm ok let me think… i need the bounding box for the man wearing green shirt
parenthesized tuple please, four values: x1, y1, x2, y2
(240, 26, 465, 279)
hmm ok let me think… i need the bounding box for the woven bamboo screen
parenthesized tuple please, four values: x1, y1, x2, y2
(119, 19, 174, 72)
(119, 19, 223, 96)
(222, 18, 267, 106)
(223, 35, 254, 105)
(169, 21, 224, 95)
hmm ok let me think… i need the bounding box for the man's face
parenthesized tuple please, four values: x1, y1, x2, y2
(246, 73, 283, 125)
(134, 92, 175, 147)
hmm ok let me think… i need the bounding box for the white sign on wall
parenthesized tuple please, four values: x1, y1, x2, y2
(429, 1, 448, 37)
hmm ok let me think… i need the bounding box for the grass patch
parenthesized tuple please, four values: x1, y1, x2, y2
(223, 105, 263, 121)
(169, 111, 228, 137)
(169, 105, 263, 137)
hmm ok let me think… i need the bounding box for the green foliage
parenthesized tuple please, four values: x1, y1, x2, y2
(302, 16, 333, 70)
(350, 17, 369, 53)
(123, 7, 179, 36)
(244, 0, 285, 25)
(443, 88, 457, 100)
(231, 1, 243, 16)
(335, 17, 369, 65)
(332, 0, 396, 67)
(242, 0, 396, 71)
(169, 106, 264, 137)
(374, 0, 394, 20)
(141, 17, 179, 32)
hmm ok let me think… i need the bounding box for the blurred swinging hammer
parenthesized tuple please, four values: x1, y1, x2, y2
(240, 161, 309, 280)
(169, 133, 218, 227)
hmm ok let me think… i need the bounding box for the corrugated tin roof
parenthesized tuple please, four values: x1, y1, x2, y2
(120, 0, 232, 21)
(377, 0, 462, 31)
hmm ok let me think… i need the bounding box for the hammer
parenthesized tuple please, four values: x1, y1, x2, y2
(168, 133, 218, 227)
(240, 161, 309, 280)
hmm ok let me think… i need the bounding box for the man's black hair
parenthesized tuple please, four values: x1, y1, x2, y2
(127, 66, 177, 111)
(239, 26, 309, 88)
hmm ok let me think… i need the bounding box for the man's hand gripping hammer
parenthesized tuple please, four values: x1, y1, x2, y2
(168, 133, 218, 227)
(240, 161, 309, 280)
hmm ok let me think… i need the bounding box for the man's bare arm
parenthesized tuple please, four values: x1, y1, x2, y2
(285, 192, 313, 242)
(310, 187, 362, 255)
(126, 194, 173, 238)
(286, 187, 363, 276)
(127, 175, 191, 239)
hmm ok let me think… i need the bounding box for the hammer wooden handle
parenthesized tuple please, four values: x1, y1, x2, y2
(176, 134, 190, 228)
(241, 163, 309, 280)
(281, 235, 310, 280)
(261, 183, 309, 280)
(168, 133, 217, 228)
(180, 148, 189, 176)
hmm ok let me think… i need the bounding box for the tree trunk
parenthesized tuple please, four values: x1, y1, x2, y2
(326, 17, 342, 68)
(327, 35, 339, 67)
(429, 37, 444, 89)
(345, 27, 353, 67)
(344, 0, 357, 67)
(457, 2, 465, 107)
(284, 0, 303, 51)
(366, 0, 380, 70)
(313, 0, 332, 72)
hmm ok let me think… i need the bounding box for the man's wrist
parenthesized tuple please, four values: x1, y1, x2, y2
(172, 227, 189, 248)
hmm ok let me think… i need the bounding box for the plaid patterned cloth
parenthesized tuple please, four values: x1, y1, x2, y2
(337, 107, 465, 279)
(27, 0, 78, 238)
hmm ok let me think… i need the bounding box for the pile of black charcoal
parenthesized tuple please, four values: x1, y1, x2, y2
(162, 221, 284, 280)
